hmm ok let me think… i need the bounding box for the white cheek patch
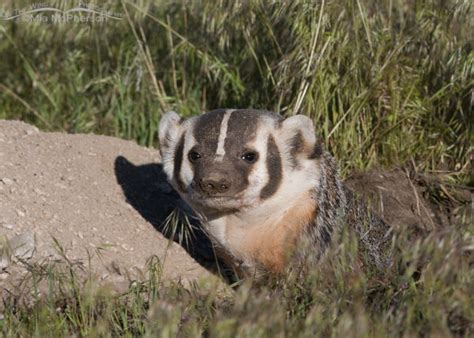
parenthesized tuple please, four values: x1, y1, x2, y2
(215, 110, 234, 162)
(243, 127, 269, 203)
(161, 140, 178, 182)
(180, 131, 197, 188)
(285, 160, 320, 197)
(259, 135, 320, 213)
(161, 118, 198, 192)
(238, 124, 321, 218)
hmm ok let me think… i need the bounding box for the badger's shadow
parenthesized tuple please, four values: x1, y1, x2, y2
(114, 156, 220, 274)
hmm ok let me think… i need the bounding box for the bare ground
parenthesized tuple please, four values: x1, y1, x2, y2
(0, 120, 218, 295)
(0, 120, 470, 295)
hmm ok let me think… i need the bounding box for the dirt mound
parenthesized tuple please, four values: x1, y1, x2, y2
(345, 168, 471, 236)
(0, 120, 218, 293)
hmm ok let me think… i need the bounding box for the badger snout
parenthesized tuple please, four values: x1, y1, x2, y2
(196, 174, 232, 196)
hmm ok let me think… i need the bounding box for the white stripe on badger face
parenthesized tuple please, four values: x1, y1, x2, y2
(215, 110, 234, 162)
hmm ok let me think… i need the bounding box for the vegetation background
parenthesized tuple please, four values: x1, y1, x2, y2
(0, 0, 472, 336)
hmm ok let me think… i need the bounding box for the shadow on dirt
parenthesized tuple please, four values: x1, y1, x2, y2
(114, 155, 221, 274)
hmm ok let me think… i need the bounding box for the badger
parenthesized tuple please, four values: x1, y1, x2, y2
(159, 109, 392, 279)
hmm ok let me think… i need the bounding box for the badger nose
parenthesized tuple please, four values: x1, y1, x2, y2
(198, 176, 231, 195)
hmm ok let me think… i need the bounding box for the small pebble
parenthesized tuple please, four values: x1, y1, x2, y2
(9, 232, 36, 260)
(26, 129, 35, 135)
(34, 188, 46, 195)
(54, 182, 68, 189)
(1, 178, 14, 186)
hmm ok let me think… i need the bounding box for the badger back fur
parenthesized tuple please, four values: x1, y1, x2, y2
(159, 109, 392, 279)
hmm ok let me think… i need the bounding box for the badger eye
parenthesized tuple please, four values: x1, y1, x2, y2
(188, 150, 201, 162)
(241, 151, 258, 163)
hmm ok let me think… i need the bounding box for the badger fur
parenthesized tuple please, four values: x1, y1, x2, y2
(159, 109, 392, 279)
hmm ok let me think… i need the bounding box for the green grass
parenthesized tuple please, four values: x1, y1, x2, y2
(0, 0, 472, 180)
(0, 0, 472, 336)
(1, 224, 472, 337)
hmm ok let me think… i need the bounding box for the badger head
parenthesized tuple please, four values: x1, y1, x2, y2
(158, 109, 322, 217)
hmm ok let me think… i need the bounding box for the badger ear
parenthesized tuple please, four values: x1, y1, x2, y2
(159, 111, 182, 153)
(280, 115, 323, 159)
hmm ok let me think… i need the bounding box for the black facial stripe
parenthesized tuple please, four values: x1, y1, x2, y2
(173, 134, 186, 192)
(260, 134, 282, 200)
(193, 109, 227, 154)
